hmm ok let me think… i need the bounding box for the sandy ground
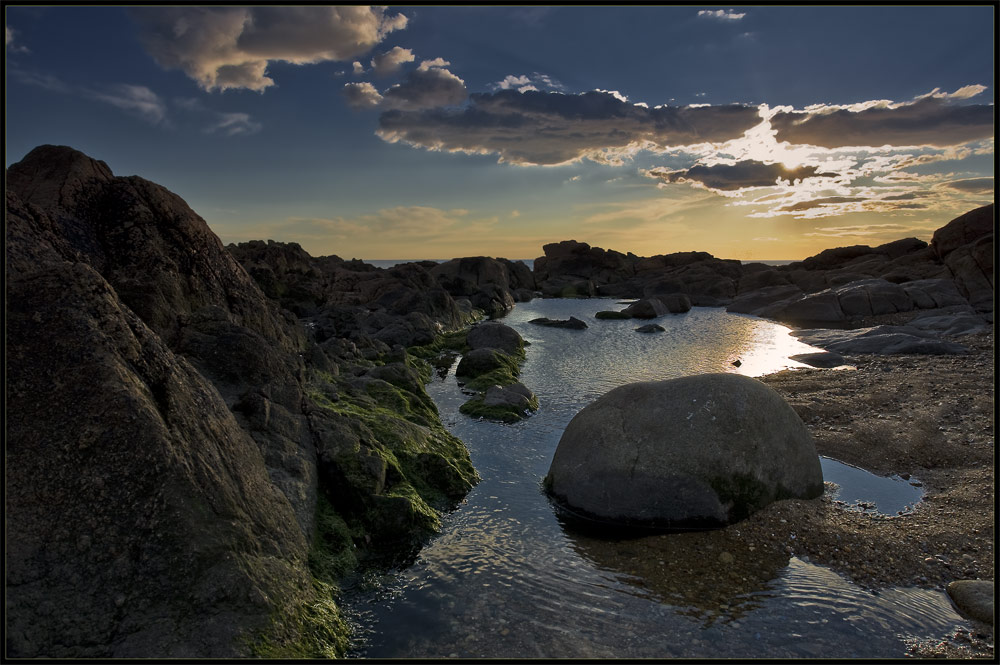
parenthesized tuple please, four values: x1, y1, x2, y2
(571, 330, 994, 658)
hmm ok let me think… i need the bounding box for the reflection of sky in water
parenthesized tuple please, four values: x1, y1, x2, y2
(821, 457, 924, 515)
(342, 301, 966, 659)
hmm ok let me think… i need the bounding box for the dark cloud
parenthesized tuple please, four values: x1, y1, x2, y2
(648, 160, 833, 191)
(942, 177, 994, 193)
(770, 96, 994, 149)
(381, 60, 467, 110)
(376, 89, 761, 165)
(132, 6, 408, 91)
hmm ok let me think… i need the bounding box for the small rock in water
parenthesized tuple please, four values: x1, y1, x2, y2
(732, 359, 742, 367)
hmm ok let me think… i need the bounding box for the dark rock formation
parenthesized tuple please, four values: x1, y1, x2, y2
(5, 145, 479, 658)
(635, 324, 666, 333)
(467, 320, 525, 356)
(529, 316, 589, 329)
(792, 326, 970, 355)
(545, 374, 824, 530)
(429, 256, 518, 318)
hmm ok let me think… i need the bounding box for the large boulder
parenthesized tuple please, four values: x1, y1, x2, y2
(623, 297, 668, 319)
(545, 373, 824, 530)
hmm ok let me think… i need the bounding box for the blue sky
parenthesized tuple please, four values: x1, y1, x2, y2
(5, 5, 994, 260)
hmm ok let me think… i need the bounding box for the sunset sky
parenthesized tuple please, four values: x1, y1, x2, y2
(5, 5, 995, 261)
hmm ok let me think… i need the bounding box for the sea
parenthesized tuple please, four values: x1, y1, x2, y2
(364, 259, 797, 271)
(339, 297, 963, 659)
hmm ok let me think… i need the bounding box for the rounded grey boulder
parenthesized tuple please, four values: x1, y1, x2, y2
(545, 373, 824, 530)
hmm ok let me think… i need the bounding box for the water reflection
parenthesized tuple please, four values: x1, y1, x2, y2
(564, 525, 791, 627)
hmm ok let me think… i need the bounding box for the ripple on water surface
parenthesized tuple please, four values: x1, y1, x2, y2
(343, 300, 969, 658)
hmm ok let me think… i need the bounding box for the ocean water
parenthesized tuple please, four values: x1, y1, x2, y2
(341, 299, 963, 658)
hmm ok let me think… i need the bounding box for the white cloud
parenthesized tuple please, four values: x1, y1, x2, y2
(6, 26, 29, 53)
(353, 61, 366, 75)
(698, 9, 746, 20)
(173, 96, 262, 135)
(371, 46, 414, 76)
(343, 81, 383, 110)
(88, 84, 168, 125)
(491, 72, 564, 93)
(205, 112, 262, 136)
(132, 6, 408, 92)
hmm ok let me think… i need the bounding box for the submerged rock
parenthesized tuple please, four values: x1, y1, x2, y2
(635, 324, 666, 333)
(545, 373, 824, 530)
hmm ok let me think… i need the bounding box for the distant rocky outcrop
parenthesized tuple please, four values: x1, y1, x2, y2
(545, 373, 824, 529)
(529, 316, 589, 329)
(5, 145, 479, 658)
(533, 204, 993, 338)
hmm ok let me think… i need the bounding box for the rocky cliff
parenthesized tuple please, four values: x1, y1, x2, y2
(5, 146, 479, 657)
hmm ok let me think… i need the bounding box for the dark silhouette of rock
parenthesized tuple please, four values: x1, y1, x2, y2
(789, 352, 847, 368)
(467, 321, 525, 356)
(430, 256, 517, 318)
(624, 297, 668, 318)
(529, 316, 589, 329)
(635, 324, 666, 333)
(5, 145, 478, 658)
(545, 374, 824, 530)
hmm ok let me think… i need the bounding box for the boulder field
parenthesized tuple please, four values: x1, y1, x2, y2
(545, 374, 825, 530)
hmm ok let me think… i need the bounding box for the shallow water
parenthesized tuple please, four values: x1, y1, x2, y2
(342, 299, 965, 658)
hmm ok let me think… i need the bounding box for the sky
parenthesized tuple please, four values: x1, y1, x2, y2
(4, 5, 995, 261)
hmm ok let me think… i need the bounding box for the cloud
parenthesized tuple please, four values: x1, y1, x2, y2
(87, 84, 168, 125)
(376, 89, 761, 166)
(697, 9, 746, 20)
(370, 46, 414, 76)
(803, 223, 918, 239)
(941, 177, 994, 193)
(777, 196, 865, 213)
(380, 59, 467, 110)
(647, 160, 834, 192)
(204, 112, 262, 136)
(770, 89, 993, 149)
(343, 81, 384, 109)
(352, 61, 366, 75)
(491, 72, 565, 93)
(174, 96, 262, 135)
(232, 206, 498, 247)
(6, 26, 29, 52)
(9, 67, 72, 93)
(132, 6, 408, 92)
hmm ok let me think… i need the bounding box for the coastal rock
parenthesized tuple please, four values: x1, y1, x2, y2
(483, 383, 535, 410)
(727, 285, 804, 315)
(595, 309, 633, 319)
(655, 293, 693, 313)
(529, 316, 589, 329)
(792, 326, 969, 355)
(930, 204, 993, 259)
(789, 352, 847, 368)
(545, 373, 824, 529)
(635, 324, 666, 333)
(946, 580, 994, 624)
(623, 297, 668, 318)
(944, 233, 993, 313)
(907, 308, 992, 336)
(467, 321, 524, 356)
(430, 256, 516, 318)
(455, 347, 517, 377)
